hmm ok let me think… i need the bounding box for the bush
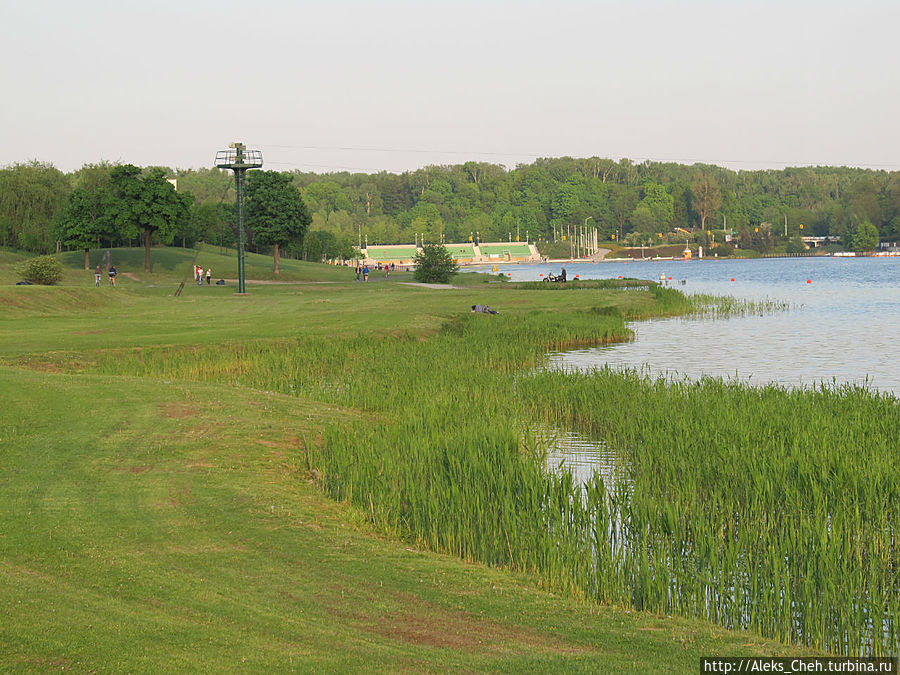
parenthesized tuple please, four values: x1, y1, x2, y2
(16, 255, 63, 285)
(413, 244, 459, 284)
(786, 236, 808, 255)
(711, 242, 736, 256)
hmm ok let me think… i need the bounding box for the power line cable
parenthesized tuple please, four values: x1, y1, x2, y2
(254, 143, 900, 172)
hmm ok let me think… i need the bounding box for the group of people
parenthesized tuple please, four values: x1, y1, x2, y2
(95, 265, 117, 287)
(355, 262, 396, 281)
(194, 265, 212, 285)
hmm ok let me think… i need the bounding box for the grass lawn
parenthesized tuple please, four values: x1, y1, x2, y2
(0, 246, 813, 672)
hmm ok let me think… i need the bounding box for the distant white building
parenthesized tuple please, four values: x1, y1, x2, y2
(801, 236, 840, 248)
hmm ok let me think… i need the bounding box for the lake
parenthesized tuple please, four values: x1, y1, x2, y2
(477, 256, 899, 654)
(484, 256, 900, 395)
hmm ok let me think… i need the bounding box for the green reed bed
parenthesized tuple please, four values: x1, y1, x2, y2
(76, 301, 897, 656)
(513, 279, 652, 291)
(686, 293, 792, 318)
(522, 370, 899, 656)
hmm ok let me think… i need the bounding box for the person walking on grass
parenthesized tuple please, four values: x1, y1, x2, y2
(95, 265, 102, 287)
(206, 267, 211, 285)
(363, 264, 369, 282)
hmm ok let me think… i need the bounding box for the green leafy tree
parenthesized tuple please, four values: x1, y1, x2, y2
(106, 165, 192, 272)
(413, 244, 458, 284)
(630, 205, 656, 234)
(53, 186, 111, 269)
(691, 170, 722, 230)
(0, 162, 70, 252)
(550, 181, 579, 222)
(610, 184, 638, 241)
(851, 221, 879, 252)
(633, 182, 674, 233)
(246, 170, 312, 275)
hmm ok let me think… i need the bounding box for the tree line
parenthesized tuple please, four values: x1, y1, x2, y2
(2, 157, 899, 265)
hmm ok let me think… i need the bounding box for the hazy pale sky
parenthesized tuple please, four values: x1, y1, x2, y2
(3, 0, 898, 174)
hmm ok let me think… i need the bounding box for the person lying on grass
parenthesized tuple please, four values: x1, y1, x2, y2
(471, 304, 500, 315)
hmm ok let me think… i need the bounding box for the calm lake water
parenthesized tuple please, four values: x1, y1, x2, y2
(483, 256, 900, 396)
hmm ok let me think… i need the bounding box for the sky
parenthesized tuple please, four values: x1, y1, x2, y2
(3, 0, 899, 175)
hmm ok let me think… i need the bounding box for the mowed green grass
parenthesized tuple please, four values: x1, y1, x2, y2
(0, 250, 656, 359)
(0, 370, 806, 673)
(0, 248, 810, 672)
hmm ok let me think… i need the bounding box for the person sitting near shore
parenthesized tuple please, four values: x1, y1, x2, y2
(471, 304, 500, 315)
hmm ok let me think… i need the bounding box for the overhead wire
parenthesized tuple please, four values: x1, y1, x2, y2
(252, 143, 900, 173)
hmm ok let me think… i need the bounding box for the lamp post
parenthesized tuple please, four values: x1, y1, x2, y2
(215, 142, 263, 295)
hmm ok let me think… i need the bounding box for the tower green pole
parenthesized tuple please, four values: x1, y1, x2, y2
(215, 142, 262, 296)
(235, 166, 246, 294)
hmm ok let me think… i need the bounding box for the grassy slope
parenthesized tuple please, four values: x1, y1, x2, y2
(0, 248, 810, 672)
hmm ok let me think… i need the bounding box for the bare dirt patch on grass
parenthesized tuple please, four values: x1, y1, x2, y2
(158, 402, 199, 419)
(344, 591, 593, 655)
(256, 436, 301, 450)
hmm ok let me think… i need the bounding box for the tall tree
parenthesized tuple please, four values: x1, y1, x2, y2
(107, 165, 192, 273)
(246, 170, 311, 275)
(610, 184, 639, 241)
(691, 170, 722, 230)
(0, 162, 70, 252)
(851, 222, 879, 252)
(638, 182, 675, 232)
(53, 187, 110, 269)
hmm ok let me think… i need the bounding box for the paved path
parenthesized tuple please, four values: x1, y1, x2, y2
(398, 282, 459, 289)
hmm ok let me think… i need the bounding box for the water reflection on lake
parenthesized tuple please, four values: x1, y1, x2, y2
(538, 425, 627, 491)
(493, 257, 900, 395)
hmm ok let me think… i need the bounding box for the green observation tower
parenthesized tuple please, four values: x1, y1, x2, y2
(215, 142, 263, 294)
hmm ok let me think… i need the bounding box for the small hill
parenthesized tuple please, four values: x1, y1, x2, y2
(2, 245, 356, 288)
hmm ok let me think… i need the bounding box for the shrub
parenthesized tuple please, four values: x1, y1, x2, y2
(413, 244, 459, 284)
(16, 255, 63, 285)
(786, 236, 808, 255)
